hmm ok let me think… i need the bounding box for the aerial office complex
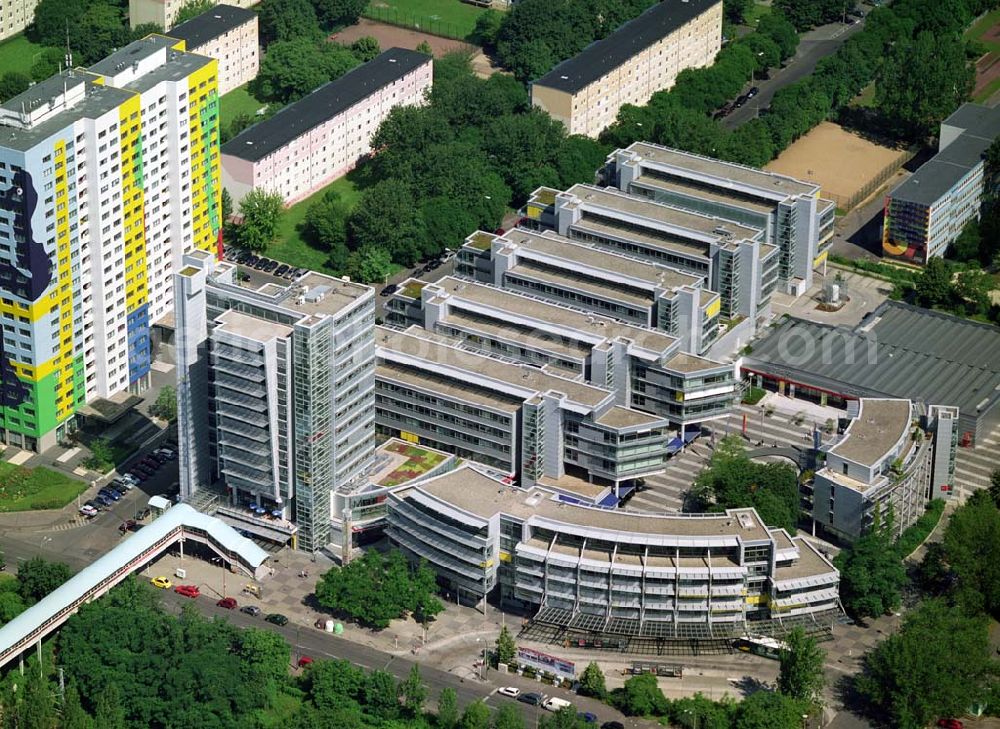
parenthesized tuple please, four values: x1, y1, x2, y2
(385, 276, 737, 430)
(387, 465, 841, 638)
(530, 0, 722, 138)
(457, 228, 720, 356)
(810, 399, 952, 542)
(174, 251, 375, 552)
(0, 35, 220, 452)
(166, 4, 259, 95)
(376, 326, 673, 493)
(129, 0, 258, 31)
(221, 49, 432, 205)
(605, 143, 836, 294)
(883, 103, 1000, 264)
(526, 183, 779, 328)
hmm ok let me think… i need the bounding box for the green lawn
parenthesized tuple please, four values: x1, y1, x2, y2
(364, 0, 490, 40)
(0, 462, 88, 513)
(0, 34, 57, 76)
(219, 85, 267, 132)
(850, 82, 876, 109)
(743, 1, 772, 27)
(967, 7, 1000, 50)
(974, 72, 1000, 103)
(267, 173, 364, 273)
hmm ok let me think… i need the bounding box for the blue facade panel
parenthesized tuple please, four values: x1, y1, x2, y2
(126, 303, 151, 384)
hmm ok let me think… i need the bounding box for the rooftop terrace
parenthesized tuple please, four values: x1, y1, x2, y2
(828, 399, 912, 467)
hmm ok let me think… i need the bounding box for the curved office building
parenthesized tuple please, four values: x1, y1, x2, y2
(387, 465, 840, 642)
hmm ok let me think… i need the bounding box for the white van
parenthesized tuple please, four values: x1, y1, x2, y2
(541, 697, 572, 712)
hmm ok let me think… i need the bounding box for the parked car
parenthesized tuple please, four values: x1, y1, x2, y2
(125, 470, 145, 482)
(155, 447, 176, 459)
(734, 94, 748, 108)
(217, 597, 238, 609)
(134, 508, 151, 521)
(275, 264, 290, 276)
(118, 519, 137, 533)
(134, 465, 154, 477)
(79, 504, 98, 517)
(937, 721, 964, 729)
(241, 605, 262, 616)
(175, 584, 200, 598)
(494, 227, 506, 235)
(151, 576, 172, 589)
(95, 494, 114, 507)
(746, 86, 759, 98)
(578, 713, 597, 724)
(517, 693, 544, 706)
(85, 500, 104, 512)
(542, 697, 572, 712)
(265, 613, 288, 626)
(601, 723, 625, 729)
(141, 456, 161, 469)
(120, 473, 139, 485)
(99, 489, 121, 502)
(497, 687, 520, 698)
(297, 656, 314, 667)
(380, 284, 398, 297)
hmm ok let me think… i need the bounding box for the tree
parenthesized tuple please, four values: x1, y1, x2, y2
(0, 72, 31, 103)
(757, 11, 800, 60)
(857, 599, 993, 729)
(348, 179, 426, 266)
(472, 9, 504, 48)
(952, 267, 993, 317)
(990, 468, 1000, 509)
(496, 625, 517, 665)
(257, 0, 320, 45)
(724, 0, 753, 24)
(949, 220, 981, 262)
(30, 48, 65, 82)
(62, 684, 95, 729)
(93, 683, 126, 729)
(236, 189, 284, 252)
(350, 36, 380, 62)
(941, 492, 1000, 617)
(76, 3, 132, 64)
(539, 706, 590, 729)
(493, 703, 525, 729)
(614, 673, 668, 716)
(875, 31, 974, 141)
(777, 628, 826, 704)
(671, 694, 735, 729)
(915, 257, 954, 308)
(578, 661, 607, 699)
(0, 590, 26, 623)
(834, 530, 907, 619)
(346, 245, 393, 284)
(311, 0, 367, 30)
(29, 0, 88, 49)
(171, 0, 212, 26)
(398, 664, 427, 717)
(437, 687, 459, 729)
(150, 385, 177, 421)
(364, 669, 399, 720)
(732, 690, 810, 729)
(17, 557, 71, 604)
(460, 700, 492, 729)
(221, 188, 233, 223)
(252, 38, 359, 103)
(303, 188, 350, 251)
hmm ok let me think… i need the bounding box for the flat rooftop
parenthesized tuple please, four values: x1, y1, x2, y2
(429, 276, 678, 356)
(662, 352, 731, 374)
(624, 142, 818, 198)
(744, 301, 1000, 420)
(498, 228, 701, 290)
(412, 466, 772, 542)
(772, 539, 838, 582)
(167, 4, 256, 48)
(90, 35, 214, 95)
(593, 406, 668, 429)
(376, 326, 613, 410)
(533, 0, 720, 93)
(377, 362, 522, 413)
(443, 310, 593, 362)
(506, 262, 652, 307)
(212, 265, 372, 320)
(564, 184, 762, 242)
(829, 399, 911, 467)
(222, 48, 429, 162)
(214, 308, 292, 341)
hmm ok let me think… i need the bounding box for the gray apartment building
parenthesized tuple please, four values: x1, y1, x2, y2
(525, 184, 779, 329)
(811, 399, 949, 542)
(385, 277, 737, 430)
(375, 326, 672, 495)
(174, 251, 376, 551)
(387, 465, 841, 638)
(604, 143, 836, 294)
(456, 228, 721, 356)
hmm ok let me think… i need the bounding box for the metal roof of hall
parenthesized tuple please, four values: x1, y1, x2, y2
(222, 47, 429, 162)
(533, 0, 721, 93)
(744, 301, 1000, 417)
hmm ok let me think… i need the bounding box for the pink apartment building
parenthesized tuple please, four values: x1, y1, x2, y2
(168, 5, 259, 95)
(221, 48, 433, 206)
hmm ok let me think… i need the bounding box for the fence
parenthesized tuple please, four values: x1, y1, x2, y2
(831, 147, 918, 212)
(362, 6, 471, 41)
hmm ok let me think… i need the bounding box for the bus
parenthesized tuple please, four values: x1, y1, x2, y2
(733, 635, 789, 660)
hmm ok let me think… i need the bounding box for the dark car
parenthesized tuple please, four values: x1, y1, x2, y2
(275, 264, 290, 276)
(99, 489, 121, 501)
(601, 723, 625, 729)
(265, 613, 288, 626)
(380, 284, 398, 297)
(118, 519, 137, 533)
(578, 713, 597, 724)
(241, 605, 262, 616)
(746, 86, 759, 98)
(937, 721, 964, 729)
(151, 452, 170, 464)
(217, 597, 238, 609)
(246, 254, 260, 267)
(95, 494, 114, 507)
(734, 94, 748, 108)
(134, 464, 154, 477)
(141, 457, 161, 470)
(85, 499, 104, 512)
(125, 470, 146, 482)
(517, 693, 544, 706)
(263, 260, 279, 272)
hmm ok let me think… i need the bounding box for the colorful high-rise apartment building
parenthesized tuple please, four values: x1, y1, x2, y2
(0, 35, 220, 452)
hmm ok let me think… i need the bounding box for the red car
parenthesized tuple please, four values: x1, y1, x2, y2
(174, 585, 200, 598)
(216, 597, 237, 609)
(937, 721, 964, 729)
(297, 656, 314, 668)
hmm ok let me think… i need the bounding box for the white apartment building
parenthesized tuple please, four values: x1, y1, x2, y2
(129, 0, 258, 31)
(166, 4, 259, 95)
(221, 48, 432, 205)
(0, 0, 38, 41)
(530, 0, 722, 137)
(174, 251, 375, 552)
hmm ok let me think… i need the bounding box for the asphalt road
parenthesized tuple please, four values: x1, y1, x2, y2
(159, 590, 653, 728)
(723, 17, 868, 129)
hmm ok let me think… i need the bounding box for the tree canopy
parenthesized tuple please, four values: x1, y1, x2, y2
(834, 529, 907, 619)
(777, 628, 826, 704)
(235, 189, 284, 252)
